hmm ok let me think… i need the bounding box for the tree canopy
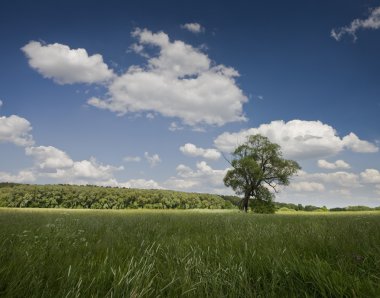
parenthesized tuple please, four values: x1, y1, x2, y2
(224, 134, 301, 212)
(0, 183, 234, 210)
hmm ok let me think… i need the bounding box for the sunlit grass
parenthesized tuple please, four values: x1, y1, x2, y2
(0, 209, 379, 297)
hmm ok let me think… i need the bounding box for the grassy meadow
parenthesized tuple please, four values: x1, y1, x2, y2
(0, 208, 379, 297)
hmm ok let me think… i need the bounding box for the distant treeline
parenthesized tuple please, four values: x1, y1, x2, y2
(0, 183, 379, 211)
(273, 201, 380, 212)
(0, 183, 234, 210)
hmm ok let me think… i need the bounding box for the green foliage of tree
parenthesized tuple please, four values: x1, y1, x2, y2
(250, 198, 276, 214)
(330, 206, 379, 212)
(224, 134, 301, 212)
(346, 205, 373, 211)
(314, 206, 329, 212)
(329, 207, 346, 212)
(0, 184, 236, 210)
(278, 207, 297, 212)
(304, 205, 320, 212)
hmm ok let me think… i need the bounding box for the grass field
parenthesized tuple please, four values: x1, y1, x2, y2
(0, 209, 379, 297)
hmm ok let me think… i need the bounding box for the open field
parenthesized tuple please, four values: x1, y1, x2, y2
(0, 209, 379, 297)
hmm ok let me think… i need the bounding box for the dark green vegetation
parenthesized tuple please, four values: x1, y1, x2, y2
(0, 183, 234, 209)
(1, 183, 379, 212)
(274, 201, 380, 212)
(224, 134, 300, 212)
(0, 209, 379, 297)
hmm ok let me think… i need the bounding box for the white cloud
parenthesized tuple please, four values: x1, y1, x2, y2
(330, 189, 352, 196)
(22, 41, 114, 84)
(289, 181, 325, 192)
(24, 145, 123, 182)
(72, 161, 119, 181)
(275, 170, 364, 203)
(317, 159, 350, 170)
(144, 152, 161, 167)
(181, 23, 204, 33)
(0, 170, 36, 183)
(165, 161, 229, 191)
(0, 113, 126, 184)
(360, 169, 380, 184)
(168, 122, 183, 131)
(164, 178, 199, 189)
(77, 178, 162, 189)
(25, 146, 74, 169)
(331, 7, 380, 41)
(0, 100, 3, 108)
(342, 133, 378, 153)
(88, 28, 247, 126)
(0, 115, 34, 146)
(375, 185, 380, 195)
(52, 158, 123, 180)
(129, 43, 150, 58)
(298, 171, 360, 188)
(123, 156, 141, 162)
(0, 111, 126, 185)
(119, 179, 163, 189)
(214, 120, 378, 160)
(180, 143, 221, 160)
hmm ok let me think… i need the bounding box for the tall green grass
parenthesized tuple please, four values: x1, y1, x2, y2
(0, 209, 379, 297)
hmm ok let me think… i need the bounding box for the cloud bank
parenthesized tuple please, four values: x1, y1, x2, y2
(214, 120, 378, 160)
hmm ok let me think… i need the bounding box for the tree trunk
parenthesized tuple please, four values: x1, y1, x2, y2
(242, 193, 249, 212)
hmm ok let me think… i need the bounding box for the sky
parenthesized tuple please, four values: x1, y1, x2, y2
(1, 0, 380, 207)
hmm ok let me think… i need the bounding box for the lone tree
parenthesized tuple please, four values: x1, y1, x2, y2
(224, 134, 300, 212)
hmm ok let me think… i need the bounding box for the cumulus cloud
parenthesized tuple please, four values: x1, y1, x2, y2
(22, 144, 123, 182)
(342, 133, 378, 153)
(88, 28, 247, 126)
(128, 43, 149, 58)
(25, 146, 74, 169)
(179, 143, 221, 160)
(164, 178, 199, 189)
(47, 158, 123, 180)
(214, 120, 378, 160)
(0, 111, 125, 185)
(298, 171, 360, 188)
(0, 170, 36, 183)
(317, 159, 350, 170)
(289, 181, 325, 192)
(22, 41, 114, 84)
(181, 23, 204, 33)
(0, 115, 34, 146)
(273, 170, 363, 203)
(165, 161, 229, 191)
(73, 177, 163, 189)
(360, 169, 380, 184)
(144, 152, 161, 167)
(119, 179, 163, 189)
(331, 7, 380, 41)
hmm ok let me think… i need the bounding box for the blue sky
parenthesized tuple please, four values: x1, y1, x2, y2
(1, 0, 380, 207)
